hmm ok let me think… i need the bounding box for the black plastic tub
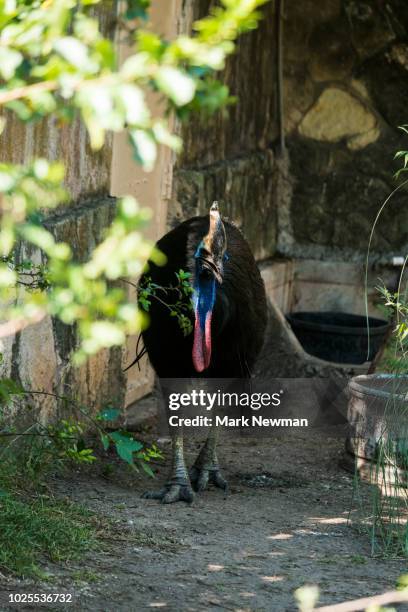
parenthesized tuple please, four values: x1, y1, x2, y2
(286, 311, 390, 364)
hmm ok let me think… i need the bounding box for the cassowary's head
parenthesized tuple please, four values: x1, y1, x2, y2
(192, 202, 227, 373)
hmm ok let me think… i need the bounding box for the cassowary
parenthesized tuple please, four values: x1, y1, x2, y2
(138, 202, 267, 503)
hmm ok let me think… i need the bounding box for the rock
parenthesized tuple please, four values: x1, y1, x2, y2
(178, 0, 278, 167)
(387, 43, 408, 71)
(284, 70, 316, 134)
(358, 45, 408, 128)
(289, 136, 408, 253)
(18, 314, 58, 422)
(347, 127, 380, 151)
(344, 0, 395, 59)
(308, 19, 356, 82)
(298, 88, 378, 146)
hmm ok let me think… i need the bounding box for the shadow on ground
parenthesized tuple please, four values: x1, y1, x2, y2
(0, 427, 406, 611)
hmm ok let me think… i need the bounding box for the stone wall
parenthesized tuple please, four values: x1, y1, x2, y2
(170, 0, 280, 261)
(171, 0, 408, 263)
(0, 4, 115, 206)
(283, 0, 408, 260)
(3, 0, 408, 421)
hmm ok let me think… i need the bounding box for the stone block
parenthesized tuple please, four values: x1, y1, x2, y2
(298, 88, 378, 146)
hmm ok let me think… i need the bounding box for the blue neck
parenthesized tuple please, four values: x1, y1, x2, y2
(194, 274, 216, 330)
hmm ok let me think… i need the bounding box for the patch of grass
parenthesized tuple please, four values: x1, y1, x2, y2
(0, 493, 97, 578)
(349, 554, 367, 565)
(71, 569, 102, 584)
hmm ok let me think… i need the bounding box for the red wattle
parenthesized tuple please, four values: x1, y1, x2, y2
(192, 312, 212, 372)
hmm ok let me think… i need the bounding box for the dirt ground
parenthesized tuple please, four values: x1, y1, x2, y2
(0, 425, 407, 612)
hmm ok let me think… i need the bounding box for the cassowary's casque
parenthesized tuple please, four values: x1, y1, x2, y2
(139, 202, 267, 503)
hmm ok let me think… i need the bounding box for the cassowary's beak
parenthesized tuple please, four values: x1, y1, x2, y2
(192, 202, 226, 373)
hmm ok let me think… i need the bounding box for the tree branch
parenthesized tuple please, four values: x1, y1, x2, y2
(316, 589, 408, 612)
(0, 80, 58, 105)
(0, 311, 46, 338)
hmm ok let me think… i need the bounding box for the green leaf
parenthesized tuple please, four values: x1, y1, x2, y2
(115, 441, 133, 464)
(140, 461, 155, 477)
(0, 47, 23, 79)
(111, 432, 143, 464)
(0, 266, 16, 287)
(116, 84, 149, 126)
(111, 433, 143, 465)
(129, 129, 157, 171)
(101, 433, 110, 451)
(88, 322, 125, 347)
(124, 0, 150, 20)
(152, 122, 182, 152)
(156, 66, 196, 106)
(0, 171, 15, 192)
(98, 407, 121, 421)
(54, 37, 97, 73)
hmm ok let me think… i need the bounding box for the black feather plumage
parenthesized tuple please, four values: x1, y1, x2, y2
(138, 214, 267, 379)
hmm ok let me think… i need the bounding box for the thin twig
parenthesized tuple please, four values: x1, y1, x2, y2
(0, 310, 46, 338)
(0, 432, 76, 438)
(0, 80, 58, 105)
(315, 589, 408, 612)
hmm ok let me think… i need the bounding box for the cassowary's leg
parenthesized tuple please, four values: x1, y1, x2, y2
(142, 427, 194, 504)
(190, 423, 228, 493)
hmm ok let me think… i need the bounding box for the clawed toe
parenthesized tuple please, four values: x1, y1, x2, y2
(211, 470, 228, 492)
(190, 466, 228, 494)
(142, 483, 194, 504)
(189, 466, 209, 492)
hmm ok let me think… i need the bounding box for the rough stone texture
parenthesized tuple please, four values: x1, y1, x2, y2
(172, 1, 408, 263)
(357, 42, 408, 128)
(308, 18, 356, 82)
(282, 0, 408, 261)
(0, 114, 113, 207)
(289, 136, 408, 254)
(170, 0, 280, 257)
(0, 3, 115, 208)
(177, 0, 278, 168)
(298, 88, 378, 146)
(344, 0, 396, 59)
(172, 151, 277, 260)
(2, 198, 126, 423)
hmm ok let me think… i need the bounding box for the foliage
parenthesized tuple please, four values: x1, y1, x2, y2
(394, 125, 408, 179)
(0, 493, 97, 577)
(0, 378, 162, 482)
(97, 406, 162, 476)
(0, 379, 161, 577)
(378, 283, 408, 364)
(138, 269, 194, 337)
(356, 135, 408, 558)
(0, 0, 267, 361)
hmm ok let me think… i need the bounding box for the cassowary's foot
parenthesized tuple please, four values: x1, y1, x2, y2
(141, 481, 194, 504)
(189, 465, 228, 494)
